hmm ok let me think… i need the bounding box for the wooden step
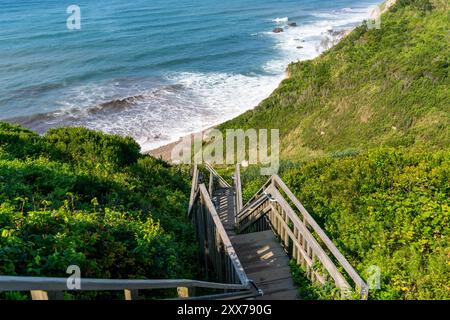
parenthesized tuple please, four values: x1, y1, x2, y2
(213, 187, 235, 229)
(212, 184, 300, 300)
(230, 231, 300, 300)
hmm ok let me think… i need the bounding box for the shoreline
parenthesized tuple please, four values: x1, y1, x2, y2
(148, 130, 206, 161)
(148, 30, 355, 162)
(148, 0, 393, 162)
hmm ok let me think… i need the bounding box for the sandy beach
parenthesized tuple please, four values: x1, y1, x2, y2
(148, 137, 184, 161)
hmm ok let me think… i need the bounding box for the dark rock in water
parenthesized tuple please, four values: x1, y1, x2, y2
(272, 28, 284, 33)
(288, 22, 298, 27)
(327, 29, 346, 37)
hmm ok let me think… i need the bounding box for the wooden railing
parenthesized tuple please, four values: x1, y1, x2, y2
(204, 162, 231, 191)
(233, 164, 243, 220)
(0, 276, 256, 300)
(236, 171, 369, 300)
(189, 184, 255, 290)
(0, 163, 261, 301)
(187, 163, 261, 298)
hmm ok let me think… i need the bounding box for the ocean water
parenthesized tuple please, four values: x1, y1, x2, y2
(0, 0, 380, 151)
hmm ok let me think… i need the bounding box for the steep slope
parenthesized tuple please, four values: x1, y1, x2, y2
(220, 0, 449, 161)
(217, 0, 449, 300)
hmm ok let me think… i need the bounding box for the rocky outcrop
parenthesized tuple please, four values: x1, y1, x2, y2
(273, 28, 284, 33)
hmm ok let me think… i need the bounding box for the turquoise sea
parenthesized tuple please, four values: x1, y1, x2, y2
(0, 0, 380, 150)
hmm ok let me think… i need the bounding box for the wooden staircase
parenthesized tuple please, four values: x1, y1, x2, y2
(194, 162, 369, 300)
(211, 179, 298, 300)
(213, 187, 236, 235)
(0, 162, 368, 301)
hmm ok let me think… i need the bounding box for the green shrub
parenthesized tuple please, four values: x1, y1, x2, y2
(44, 127, 141, 169)
(0, 123, 199, 299)
(280, 147, 449, 299)
(0, 122, 45, 159)
(219, 1, 450, 161)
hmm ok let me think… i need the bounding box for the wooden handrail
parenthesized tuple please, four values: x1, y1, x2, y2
(267, 185, 351, 292)
(235, 173, 369, 299)
(204, 162, 231, 188)
(237, 193, 270, 225)
(271, 175, 368, 298)
(234, 164, 243, 221)
(188, 163, 199, 212)
(196, 184, 250, 286)
(0, 276, 249, 292)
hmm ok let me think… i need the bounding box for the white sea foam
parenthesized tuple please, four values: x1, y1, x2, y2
(263, 5, 374, 74)
(272, 17, 289, 23)
(138, 5, 376, 151)
(38, 4, 377, 153)
(39, 72, 281, 152)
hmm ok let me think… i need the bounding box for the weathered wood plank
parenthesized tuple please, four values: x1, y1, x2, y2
(272, 175, 368, 297)
(230, 231, 299, 300)
(267, 186, 350, 292)
(31, 290, 48, 300)
(0, 276, 247, 292)
(124, 289, 139, 300)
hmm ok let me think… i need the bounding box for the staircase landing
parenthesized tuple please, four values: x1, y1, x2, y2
(231, 231, 299, 300)
(213, 187, 299, 300)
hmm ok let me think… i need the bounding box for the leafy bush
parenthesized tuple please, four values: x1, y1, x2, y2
(0, 123, 45, 159)
(395, 0, 434, 11)
(280, 147, 449, 299)
(0, 123, 199, 299)
(240, 147, 449, 299)
(44, 127, 141, 169)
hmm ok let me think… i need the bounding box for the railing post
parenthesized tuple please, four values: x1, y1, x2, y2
(209, 171, 214, 195)
(177, 287, 191, 298)
(124, 289, 139, 300)
(30, 290, 49, 300)
(234, 164, 243, 225)
(189, 164, 199, 211)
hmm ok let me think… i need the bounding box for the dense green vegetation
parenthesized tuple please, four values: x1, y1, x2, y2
(218, 0, 449, 300)
(238, 148, 449, 299)
(0, 0, 447, 301)
(0, 123, 198, 299)
(219, 0, 449, 161)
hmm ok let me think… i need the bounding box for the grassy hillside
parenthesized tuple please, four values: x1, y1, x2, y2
(219, 0, 449, 161)
(0, 123, 198, 299)
(218, 0, 449, 299)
